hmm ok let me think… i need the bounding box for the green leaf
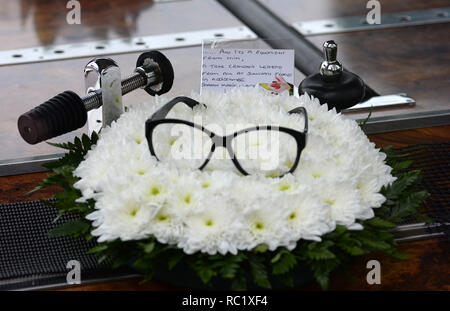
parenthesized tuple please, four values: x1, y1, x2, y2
(315, 273, 329, 290)
(248, 256, 271, 289)
(271, 252, 282, 264)
(324, 225, 347, 239)
(253, 243, 269, 253)
(142, 241, 155, 254)
(82, 134, 92, 152)
(197, 268, 217, 284)
(167, 252, 184, 270)
(49, 220, 90, 237)
(272, 251, 297, 275)
(231, 274, 247, 291)
(74, 137, 82, 150)
(276, 273, 294, 287)
(88, 244, 108, 254)
(338, 242, 366, 256)
(359, 107, 373, 128)
(366, 217, 396, 228)
(306, 241, 336, 260)
(26, 185, 44, 196)
(357, 236, 391, 251)
(98, 255, 108, 264)
(391, 160, 413, 172)
(309, 259, 340, 290)
(220, 263, 240, 279)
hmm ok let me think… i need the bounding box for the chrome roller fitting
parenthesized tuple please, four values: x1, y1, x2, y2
(18, 51, 174, 144)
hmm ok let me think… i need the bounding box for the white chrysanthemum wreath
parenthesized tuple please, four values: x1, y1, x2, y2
(73, 88, 395, 256)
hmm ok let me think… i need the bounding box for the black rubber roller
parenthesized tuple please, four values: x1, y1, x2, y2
(137, 50, 174, 96)
(18, 91, 87, 144)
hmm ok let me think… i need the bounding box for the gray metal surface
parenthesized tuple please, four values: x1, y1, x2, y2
(0, 27, 256, 66)
(343, 94, 416, 112)
(0, 154, 63, 176)
(357, 109, 450, 134)
(84, 58, 123, 134)
(293, 7, 450, 36)
(392, 223, 447, 242)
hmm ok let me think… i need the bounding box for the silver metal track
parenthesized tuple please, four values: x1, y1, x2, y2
(392, 223, 447, 243)
(357, 109, 450, 135)
(0, 26, 256, 66)
(293, 7, 450, 36)
(0, 154, 63, 177)
(343, 94, 415, 112)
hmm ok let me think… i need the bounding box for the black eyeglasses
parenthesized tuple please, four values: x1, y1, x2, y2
(145, 96, 308, 177)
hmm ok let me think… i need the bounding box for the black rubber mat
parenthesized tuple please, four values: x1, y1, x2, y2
(392, 142, 450, 238)
(0, 142, 448, 290)
(0, 199, 134, 290)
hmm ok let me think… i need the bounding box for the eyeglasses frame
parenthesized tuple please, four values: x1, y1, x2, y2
(145, 96, 308, 177)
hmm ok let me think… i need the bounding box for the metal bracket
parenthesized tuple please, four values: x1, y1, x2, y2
(358, 109, 450, 134)
(293, 7, 450, 36)
(0, 27, 256, 66)
(343, 94, 415, 112)
(84, 58, 123, 134)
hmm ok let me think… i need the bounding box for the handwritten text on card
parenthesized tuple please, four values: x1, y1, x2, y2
(201, 48, 294, 93)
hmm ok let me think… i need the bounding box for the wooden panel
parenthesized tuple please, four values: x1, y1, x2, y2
(368, 125, 450, 147)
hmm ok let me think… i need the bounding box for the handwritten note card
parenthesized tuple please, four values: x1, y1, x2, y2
(201, 48, 294, 93)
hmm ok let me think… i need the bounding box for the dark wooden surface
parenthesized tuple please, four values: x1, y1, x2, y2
(0, 0, 448, 291)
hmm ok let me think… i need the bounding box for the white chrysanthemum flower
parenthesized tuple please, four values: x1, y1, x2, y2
(179, 198, 241, 255)
(88, 189, 161, 242)
(314, 179, 366, 227)
(237, 197, 292, 251)
(166, 173, 204, 217)
(75, 87, 394, 255)
(283, 193, 332, 243)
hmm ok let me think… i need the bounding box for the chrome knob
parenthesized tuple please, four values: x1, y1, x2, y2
(319, 40, 343, 81)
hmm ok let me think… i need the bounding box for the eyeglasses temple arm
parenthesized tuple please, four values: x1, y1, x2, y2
(288, 107, 308, 134)
(150, 96, 202, 121)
